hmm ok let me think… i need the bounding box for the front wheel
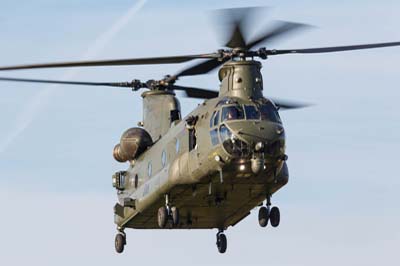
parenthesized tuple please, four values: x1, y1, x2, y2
(217, 233, 227, 254)
(270, 206, 280, 227)
(115, 233, 125, 254)
(258, 206, 269, 227)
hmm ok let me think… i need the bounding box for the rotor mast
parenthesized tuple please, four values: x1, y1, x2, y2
(218, 59, 264, 100)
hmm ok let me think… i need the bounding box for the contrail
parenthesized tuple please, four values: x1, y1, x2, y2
(0, 0, 147, 154)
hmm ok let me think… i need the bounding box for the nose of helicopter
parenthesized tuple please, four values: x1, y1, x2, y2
(226, 120, 285, 146)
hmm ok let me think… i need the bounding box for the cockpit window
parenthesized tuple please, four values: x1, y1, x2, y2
(244, 105, 260, 120)
(209, 111, 215, 127)
(213, 110, 220, 126)
(221, 105, 245, 121)
(259, 103, 281, 123)
(216, 97, 236, 107)
(219, 124, 232, 142)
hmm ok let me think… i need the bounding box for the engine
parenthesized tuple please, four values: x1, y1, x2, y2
(113, 128, 153, 162)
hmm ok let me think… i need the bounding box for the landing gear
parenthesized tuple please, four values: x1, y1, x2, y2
(269, 206, 280, 227)
(115, 230, 126, 254)
(216, 230, 227, 254)
(258, 206, 269, 227)
(258, 195, 280, 228)
(158, 194, 180, 228)
(158, 206, 168, 228)
(171, 206, 180, 226)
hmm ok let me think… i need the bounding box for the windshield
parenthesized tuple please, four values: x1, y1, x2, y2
(259, 103, 281, 123)
(221, 105, 245, 121)
(244, 105, 260, 120)
(219, 124, 250, 157)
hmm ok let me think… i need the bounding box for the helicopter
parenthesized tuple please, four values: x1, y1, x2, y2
(1, 7, 400, 254)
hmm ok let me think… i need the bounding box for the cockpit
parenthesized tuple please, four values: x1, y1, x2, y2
(209, 98, 283, 157)
(215, 102, 281, 124)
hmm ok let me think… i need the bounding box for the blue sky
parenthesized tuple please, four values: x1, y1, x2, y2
(0, 1, 399, 265)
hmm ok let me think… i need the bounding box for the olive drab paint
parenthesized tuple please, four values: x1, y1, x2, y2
(112, 60, 289, 230)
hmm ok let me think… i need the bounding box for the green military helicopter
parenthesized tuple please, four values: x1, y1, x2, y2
(1, 7, 400, 254)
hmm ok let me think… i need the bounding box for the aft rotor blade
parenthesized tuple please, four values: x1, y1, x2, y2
(246, 21, 311, 49)
(0, 76, 134, 88)
(0, 53, 220, 71)
(172, 85, 219, 99)
(269, 41, 400, 55)
(270, 98, 311, 110)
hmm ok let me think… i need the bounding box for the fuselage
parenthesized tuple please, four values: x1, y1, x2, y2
(113, 60, 289, 229)
(113, 96, 288, 229)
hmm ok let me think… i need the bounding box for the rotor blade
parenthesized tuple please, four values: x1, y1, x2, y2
(270, 98, 312, 110)
(0, 76, 134, 88)
(175, 57, 229, 77)
(226, 24, 247, 49)
(212, 7, 269, 49)
(0, 53, 220, 71)
(269, 41, 400, 55)
(246, 21, 311, 49)
(172, 85, 219, 99)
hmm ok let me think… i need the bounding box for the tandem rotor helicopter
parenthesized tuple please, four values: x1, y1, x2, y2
(1, 7, 399, 254)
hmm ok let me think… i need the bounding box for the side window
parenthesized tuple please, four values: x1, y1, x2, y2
(189, 128, 196, 151)
(134, 174, 138, 188)
(259, 103, 281, 123)
(175, 138, 180, 154)
(161, 150, 167, 167)
(147, 162, 152, 177)
(213, 110, 220, 126)
(170, 110, 181, 123)
(209, 111, 216, 127)
(210, 128, 219, 146)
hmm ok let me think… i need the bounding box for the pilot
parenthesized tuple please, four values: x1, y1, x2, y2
(226, 108, 237, 120)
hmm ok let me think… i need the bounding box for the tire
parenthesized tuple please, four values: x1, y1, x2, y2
(258, 206, 269, 227)
(217, 234, 227, 254)
(171, 206, 180, 227)
(115, 234, 125, 254)
(158, 206, 168, 228)
(270, 206, 280, 227)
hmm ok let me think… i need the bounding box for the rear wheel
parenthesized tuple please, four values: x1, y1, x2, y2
(171, 206, 180, 227)
(157, 206, 168, 228)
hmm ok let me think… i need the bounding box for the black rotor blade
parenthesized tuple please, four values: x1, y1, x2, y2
(0, 76, 134, 88)
(172, 85, 219, 99)
(269, 41, 400, 55)
(175, 57, 229, 77)
(246, 21, 311, 49)
(213, 7, 269, 49)
(226, 24, 247, 49)
(270, 98, 311, 110)
(0, 53, 220, 71)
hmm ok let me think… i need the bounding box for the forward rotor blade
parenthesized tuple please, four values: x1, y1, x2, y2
(175, 57, 229, 77)
(212, 7, 269, 49)
(0, 53, 220, 71)
(270, 98, 311, 110)
(0, 76, 133, 88)
(246, 21, 311, 49)
(226, 24, 247, 49)
(269, 41, 400, 55)
(172, 85, 219, 99)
